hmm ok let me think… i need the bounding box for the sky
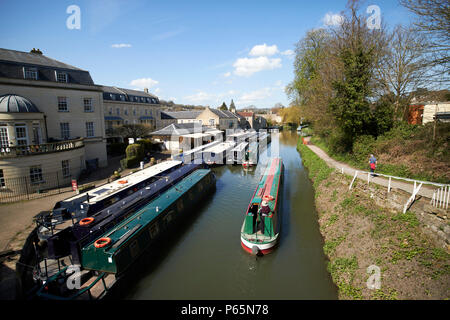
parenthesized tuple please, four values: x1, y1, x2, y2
(0, 0, 415, 109)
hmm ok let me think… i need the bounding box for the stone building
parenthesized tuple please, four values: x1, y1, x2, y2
(0, 48, 107, 190)
(102, 86, 162, 143)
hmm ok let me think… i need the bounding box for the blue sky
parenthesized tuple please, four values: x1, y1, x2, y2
(0, 0, 414, 109)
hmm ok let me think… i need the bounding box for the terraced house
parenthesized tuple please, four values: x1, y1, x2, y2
(103, 86, 162, 143)
(0, 48, 107, 198)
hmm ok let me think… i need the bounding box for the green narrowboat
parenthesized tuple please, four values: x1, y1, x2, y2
(240, 157, 283, 255)
(81, 168, 215, 274)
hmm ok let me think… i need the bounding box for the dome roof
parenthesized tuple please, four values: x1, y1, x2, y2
(0, 94, 40, 113)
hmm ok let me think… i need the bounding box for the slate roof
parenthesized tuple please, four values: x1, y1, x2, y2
(0, 48, 95, 85)
(164, 111, 202, 119)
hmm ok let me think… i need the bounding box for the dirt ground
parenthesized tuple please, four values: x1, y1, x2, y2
(314, 171, 450, 299)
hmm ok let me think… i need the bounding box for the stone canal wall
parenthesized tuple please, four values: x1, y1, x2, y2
(297, 141, 450, 300)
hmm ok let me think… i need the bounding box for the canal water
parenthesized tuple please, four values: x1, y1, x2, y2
(125, 131, 338, 299)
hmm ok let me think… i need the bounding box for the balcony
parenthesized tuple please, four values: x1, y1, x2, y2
(0, 138, 84, 158)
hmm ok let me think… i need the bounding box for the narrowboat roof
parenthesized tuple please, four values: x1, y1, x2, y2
(231, 142, 248, 152)
(60, 160, 182, 204)
(203, 141, 235, 153)
(250, 158, 282, 208)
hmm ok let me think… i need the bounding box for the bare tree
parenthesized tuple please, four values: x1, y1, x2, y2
(399, 0, 450, 84)
(113, 124, 153, 140)
(374, 25, 430, 119)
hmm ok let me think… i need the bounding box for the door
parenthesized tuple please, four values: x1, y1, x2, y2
(15, 124, 28, 146)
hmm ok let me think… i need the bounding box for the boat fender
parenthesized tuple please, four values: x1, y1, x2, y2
(251, 246, 260, 256)
(94, 237, 112, 248)
(79, 217, 94, 226)
(263, 195, 274, 201)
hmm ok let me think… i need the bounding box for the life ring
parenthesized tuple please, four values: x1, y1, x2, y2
(94, 237, 112, 248)
(79, 217, 94, 226)
(263, 195, 274, 201)
(118, 180, 128, 184)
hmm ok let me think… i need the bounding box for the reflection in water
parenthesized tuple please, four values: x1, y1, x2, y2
(125, 131, 338, 300)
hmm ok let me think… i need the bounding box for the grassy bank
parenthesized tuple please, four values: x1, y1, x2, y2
(298, 138, 450, 300)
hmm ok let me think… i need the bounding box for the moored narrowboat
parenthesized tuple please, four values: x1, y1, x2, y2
(240, 158, 283, 255)
(34, 167, 216, 299)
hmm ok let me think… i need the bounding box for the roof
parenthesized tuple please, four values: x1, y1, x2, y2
(101, 86, 158, 99)
(0, 48, 85, 71)
(0, 48, 95, 85)
(164, 111, 202, 119)
(238, 112, 254, 117)
(160, 111, 176, 120)
(0, 94, 40, 113)
(208, 108, 239, 119)
(151, 123, 219, 136)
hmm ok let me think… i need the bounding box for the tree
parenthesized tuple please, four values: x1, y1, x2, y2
(328, 0, 384, 150)
(373, 25, 429, 120)
(399, 0, 450, 84)
(113, 124, 153, 140)
(279, 106, 302, 126)
(218, 102, 228, 111)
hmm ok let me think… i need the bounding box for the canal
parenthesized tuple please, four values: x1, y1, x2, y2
(125, 131, 338, 299)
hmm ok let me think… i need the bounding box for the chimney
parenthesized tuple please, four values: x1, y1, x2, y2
(144, 88, 149, 93)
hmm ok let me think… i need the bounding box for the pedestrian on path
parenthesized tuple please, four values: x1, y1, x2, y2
(369, 154, 377, 177)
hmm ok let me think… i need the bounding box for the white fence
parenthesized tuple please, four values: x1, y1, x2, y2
(342, 167, 449, 213)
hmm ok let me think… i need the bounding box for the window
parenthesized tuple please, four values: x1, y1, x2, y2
(85, 122, 94, 137)
(124, 109, 128, 115)
(209, 119, 215, 126)
(0, 169, 4, 188)
(116, 108, 120, 115)
(119, 95, 125, 101)
(29, 166, 43, 184)
(56, 71, 68, 83)
(60, 122, 70, 139)
(109, 93, 116, 100)
(0, 126, 9, 148)
(133, 109, 136, 116)
(108, 108, 112, 115)
(15, 125, 28, 146)
(24, 67, 38, 80)
(61, 160, 70, 178)
(83, 98, 93, 112)
(58, 97, 68, 112)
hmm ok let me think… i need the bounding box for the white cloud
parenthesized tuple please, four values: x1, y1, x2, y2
(322, 12, 344, 26)
(281, 49, 294, 56)
(129, 78, 159, 89)
(249, 43, 279, 57)
(111, 43, 132, 48)
(233, 56, 282, 77)
(184, 91, 217, 104)
(223, 72, 231, 77)
(237, 87, 274, 104)
(154, 88, 161, 94)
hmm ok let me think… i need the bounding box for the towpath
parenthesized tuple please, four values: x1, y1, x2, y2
(303, 139, 439, 200)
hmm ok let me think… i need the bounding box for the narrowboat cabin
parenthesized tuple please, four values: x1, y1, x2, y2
(241, 158, 283, 255)
(243, 141, 259, 168)
(202, 141, 235, 166)
(230, 142, 248, 165)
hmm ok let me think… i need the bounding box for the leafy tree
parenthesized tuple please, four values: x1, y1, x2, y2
(218, 102, 228, 111)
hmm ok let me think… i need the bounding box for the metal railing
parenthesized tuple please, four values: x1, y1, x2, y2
(0, 138, 84, 158)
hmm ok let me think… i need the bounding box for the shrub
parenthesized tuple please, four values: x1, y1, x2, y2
(125, 143, 144, 160)
(107, 142, 127, 156)
(352, 135, 376, 164)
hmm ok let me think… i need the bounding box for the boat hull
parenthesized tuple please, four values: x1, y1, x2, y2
(240, 235, 279, 255)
